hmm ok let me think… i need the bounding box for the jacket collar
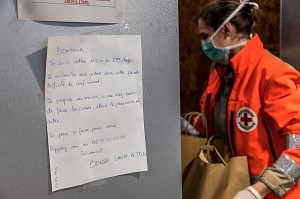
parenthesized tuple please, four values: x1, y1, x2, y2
(230, 33, 264, 78)
(214, 34, 265, 79)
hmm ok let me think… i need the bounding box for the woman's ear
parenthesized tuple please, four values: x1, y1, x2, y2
(223, 22, 233, 39)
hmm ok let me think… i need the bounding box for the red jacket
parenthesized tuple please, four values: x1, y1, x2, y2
(195, 34, 300, 198)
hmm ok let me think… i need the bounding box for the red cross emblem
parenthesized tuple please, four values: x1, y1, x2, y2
(240, 113, 253, 126)
(236, 107, 258, 132)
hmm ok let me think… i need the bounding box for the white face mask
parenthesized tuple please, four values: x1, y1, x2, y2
(201, 1, 258, 65)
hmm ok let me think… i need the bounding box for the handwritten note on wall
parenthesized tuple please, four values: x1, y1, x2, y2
(45, 35, 147, 191)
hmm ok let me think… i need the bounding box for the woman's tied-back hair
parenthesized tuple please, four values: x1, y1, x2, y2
(198, 0, 258, 37)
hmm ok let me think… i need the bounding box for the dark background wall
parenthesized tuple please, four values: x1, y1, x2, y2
(179, 0, 280, 114)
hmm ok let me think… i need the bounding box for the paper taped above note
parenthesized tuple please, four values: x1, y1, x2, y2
(45, 35, 147, 191)
(17, 0, 126, 23)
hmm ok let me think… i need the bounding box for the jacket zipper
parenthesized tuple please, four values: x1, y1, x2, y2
(262, 118, 277, 161)
(229, 111, 237, 156)
(225, 66, 236, 157)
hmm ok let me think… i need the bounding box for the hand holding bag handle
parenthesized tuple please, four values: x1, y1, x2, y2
(181, 112, 207, 138)
(181, 112, 209, 176)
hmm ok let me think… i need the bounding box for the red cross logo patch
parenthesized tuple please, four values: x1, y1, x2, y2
(236, 107, 258, 132)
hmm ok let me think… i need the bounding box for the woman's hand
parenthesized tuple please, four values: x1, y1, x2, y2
(233, 181, 271, 199)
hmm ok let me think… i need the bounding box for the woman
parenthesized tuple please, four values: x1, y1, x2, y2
(194, 0, 300, 198)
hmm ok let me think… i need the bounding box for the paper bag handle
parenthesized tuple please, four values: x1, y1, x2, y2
(199, 136, 228, 166)
(182, 112, 208, 138)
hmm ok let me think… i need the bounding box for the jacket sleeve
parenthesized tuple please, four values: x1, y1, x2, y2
(260, 64, 300, 197)
(193, 113, 205, 133)
(193, 68, 219, 134)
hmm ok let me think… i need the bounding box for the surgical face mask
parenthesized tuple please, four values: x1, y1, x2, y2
(201, 37, 229, 65)
(201, 37, 248, 65)
(201, 1, 258, 65)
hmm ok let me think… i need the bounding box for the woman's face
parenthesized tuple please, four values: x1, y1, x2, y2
(198, 18, 230, 48)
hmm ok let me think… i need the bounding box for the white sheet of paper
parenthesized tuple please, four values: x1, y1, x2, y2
(17, 0, 126, 23)
(45, 35, 147, 191)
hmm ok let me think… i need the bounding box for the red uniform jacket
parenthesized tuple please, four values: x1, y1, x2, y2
(195, 34, 300, 198)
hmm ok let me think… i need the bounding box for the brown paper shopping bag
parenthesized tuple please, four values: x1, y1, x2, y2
(182, 137, 250, 199)
(181, 112, 208, 173)
(181, 134, 207, 174)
